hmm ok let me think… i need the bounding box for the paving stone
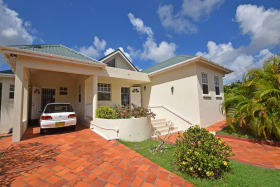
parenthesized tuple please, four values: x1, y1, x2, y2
(0, 124, 193, 186)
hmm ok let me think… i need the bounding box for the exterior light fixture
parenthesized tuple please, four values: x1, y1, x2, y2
(171, 86, 174, 95)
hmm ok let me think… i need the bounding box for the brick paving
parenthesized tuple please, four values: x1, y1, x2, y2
(0, 125, 193, 187)
(165, 121, 280, 169)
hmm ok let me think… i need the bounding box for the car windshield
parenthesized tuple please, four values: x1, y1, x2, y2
(44, 104, 74, 113)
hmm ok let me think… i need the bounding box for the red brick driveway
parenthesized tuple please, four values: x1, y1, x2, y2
(0, 125, 192, 187)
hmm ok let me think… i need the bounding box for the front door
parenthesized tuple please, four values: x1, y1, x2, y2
(41, 88, 56, 111)
(121, 87, 130, 106)
(31, 87, 41, 120)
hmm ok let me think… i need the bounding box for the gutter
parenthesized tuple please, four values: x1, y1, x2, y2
(0, 45, 106, 69)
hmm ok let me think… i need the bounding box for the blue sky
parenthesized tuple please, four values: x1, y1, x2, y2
(0, 0, 279, 83)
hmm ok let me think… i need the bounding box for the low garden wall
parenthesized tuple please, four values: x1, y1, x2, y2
(92, 117, 152, 142)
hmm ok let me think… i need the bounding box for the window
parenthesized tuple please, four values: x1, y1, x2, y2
(98, 83, 111, 101)
(59, 87, 68, 95)
(201, 73, 209, 94)
(9, 84, 14, 99)
(44, 103, 74, 113)
(214, 76, 220, 95)
(107, 59, 115, 67)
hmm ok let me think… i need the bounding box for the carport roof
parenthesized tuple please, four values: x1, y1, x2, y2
(7, 44, 101, 64)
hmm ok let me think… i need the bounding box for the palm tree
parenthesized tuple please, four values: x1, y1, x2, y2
(223, 56, 280, 141)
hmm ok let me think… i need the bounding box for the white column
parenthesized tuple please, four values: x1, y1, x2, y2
(92, 74, 98, 121)
(12, 62, 24, 142)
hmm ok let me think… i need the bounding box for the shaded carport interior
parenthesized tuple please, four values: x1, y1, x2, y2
(28, 69, 90, 125)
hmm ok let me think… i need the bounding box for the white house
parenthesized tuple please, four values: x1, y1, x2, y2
(0, 44, 232, 142)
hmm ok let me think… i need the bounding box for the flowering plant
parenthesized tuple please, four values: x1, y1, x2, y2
(174, 125, 233, 179)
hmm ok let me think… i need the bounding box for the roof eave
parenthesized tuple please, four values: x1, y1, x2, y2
(0, 73, 14, 78)
(0, 45, 106, 69)
(99, 49, 138, 71)
(198, 56, 233, 74)
(148, 56, 199, 76)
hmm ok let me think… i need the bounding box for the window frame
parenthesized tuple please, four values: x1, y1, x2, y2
(214, 75, 220, 96)
(98, 83, 111, 101)
(201, 73, 209, 95)
(59, 87, 68, 96)
(9, 84, 15, 99)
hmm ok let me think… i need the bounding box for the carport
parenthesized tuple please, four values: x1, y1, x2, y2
(0, 45, 106, 142)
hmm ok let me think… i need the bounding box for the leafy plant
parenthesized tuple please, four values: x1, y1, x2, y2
(222, 56, 280, 141)
(96, 106, 120, 119)
(96, 105, 156, 119)
(174, 126, 233, 179)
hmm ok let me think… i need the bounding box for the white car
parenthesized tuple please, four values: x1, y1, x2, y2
(40, 103, 77, 134)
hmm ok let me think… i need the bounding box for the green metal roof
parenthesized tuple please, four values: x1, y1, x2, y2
(7, 44, 100, 63)
(142, 55, 195, 73)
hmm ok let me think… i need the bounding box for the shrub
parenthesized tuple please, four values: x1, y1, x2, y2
(223, 56, 280, 141)
(174, 126, 233, 179)
(96, 106, 120, 119)
(96, 105, 156, 119)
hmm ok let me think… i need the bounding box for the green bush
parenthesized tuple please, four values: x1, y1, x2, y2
(96, 106, 120, 119)
(223, 56, 280, 141)
(96, 105, 156, 119)
(174, 126, 233, 179)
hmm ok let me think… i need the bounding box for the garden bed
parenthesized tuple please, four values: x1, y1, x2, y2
(119, 139, 280, 187)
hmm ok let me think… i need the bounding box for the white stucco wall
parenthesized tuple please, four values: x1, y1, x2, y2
(196, 63, 225, 127)
(142, 63, 201, 125)
(0, 76, 15, 133)
(97, 77, 137, 106)
(93, 117, 152, 141)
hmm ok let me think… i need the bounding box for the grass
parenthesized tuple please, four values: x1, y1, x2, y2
(119, 139, 280, 187)
(216, 126, 250, 139)
(216, 126, 280, 143)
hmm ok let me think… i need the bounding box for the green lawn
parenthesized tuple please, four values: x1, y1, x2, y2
(119, 139, 280, 187)
(216, 126, 251, 139)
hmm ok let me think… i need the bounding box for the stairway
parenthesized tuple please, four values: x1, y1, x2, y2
(151, 118, 179, 136)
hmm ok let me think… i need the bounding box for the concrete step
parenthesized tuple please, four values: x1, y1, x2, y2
(153, 126, 179, 136)
(153, 125, 169, 131)
(152, 118, 167, 123)
(151, 121, 167, 127)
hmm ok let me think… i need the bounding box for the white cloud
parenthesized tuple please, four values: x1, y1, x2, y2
(79, 36, 106, 57)
(182, 0, 224, 21)
(128, 13, 176, 63)
(158, 0, 223, 33)
(0, 0, 34, 45)
(196, 4, 279, 83)
(236, 4, 280, 49)
(158, 5, 197, 34)
(104, 48, 114, 56)
(196, 41, 274, 83)
(128, 13, 153, 37)
(104, 47, 132, 61)
(142, 37, 176, 63)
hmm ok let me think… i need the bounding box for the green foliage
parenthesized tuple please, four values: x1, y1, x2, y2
(174, 126, 233, 179)
(96, 105, 156, 119)
(96, 106, 119, 119)
(223, 56, 280, 141)
(119, 139, 280, 187)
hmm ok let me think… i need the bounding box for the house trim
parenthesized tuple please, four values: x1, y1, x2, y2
(0, 45, 106, 69)
(99, 49, 138, 72)
(148, 56, 232, 77)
